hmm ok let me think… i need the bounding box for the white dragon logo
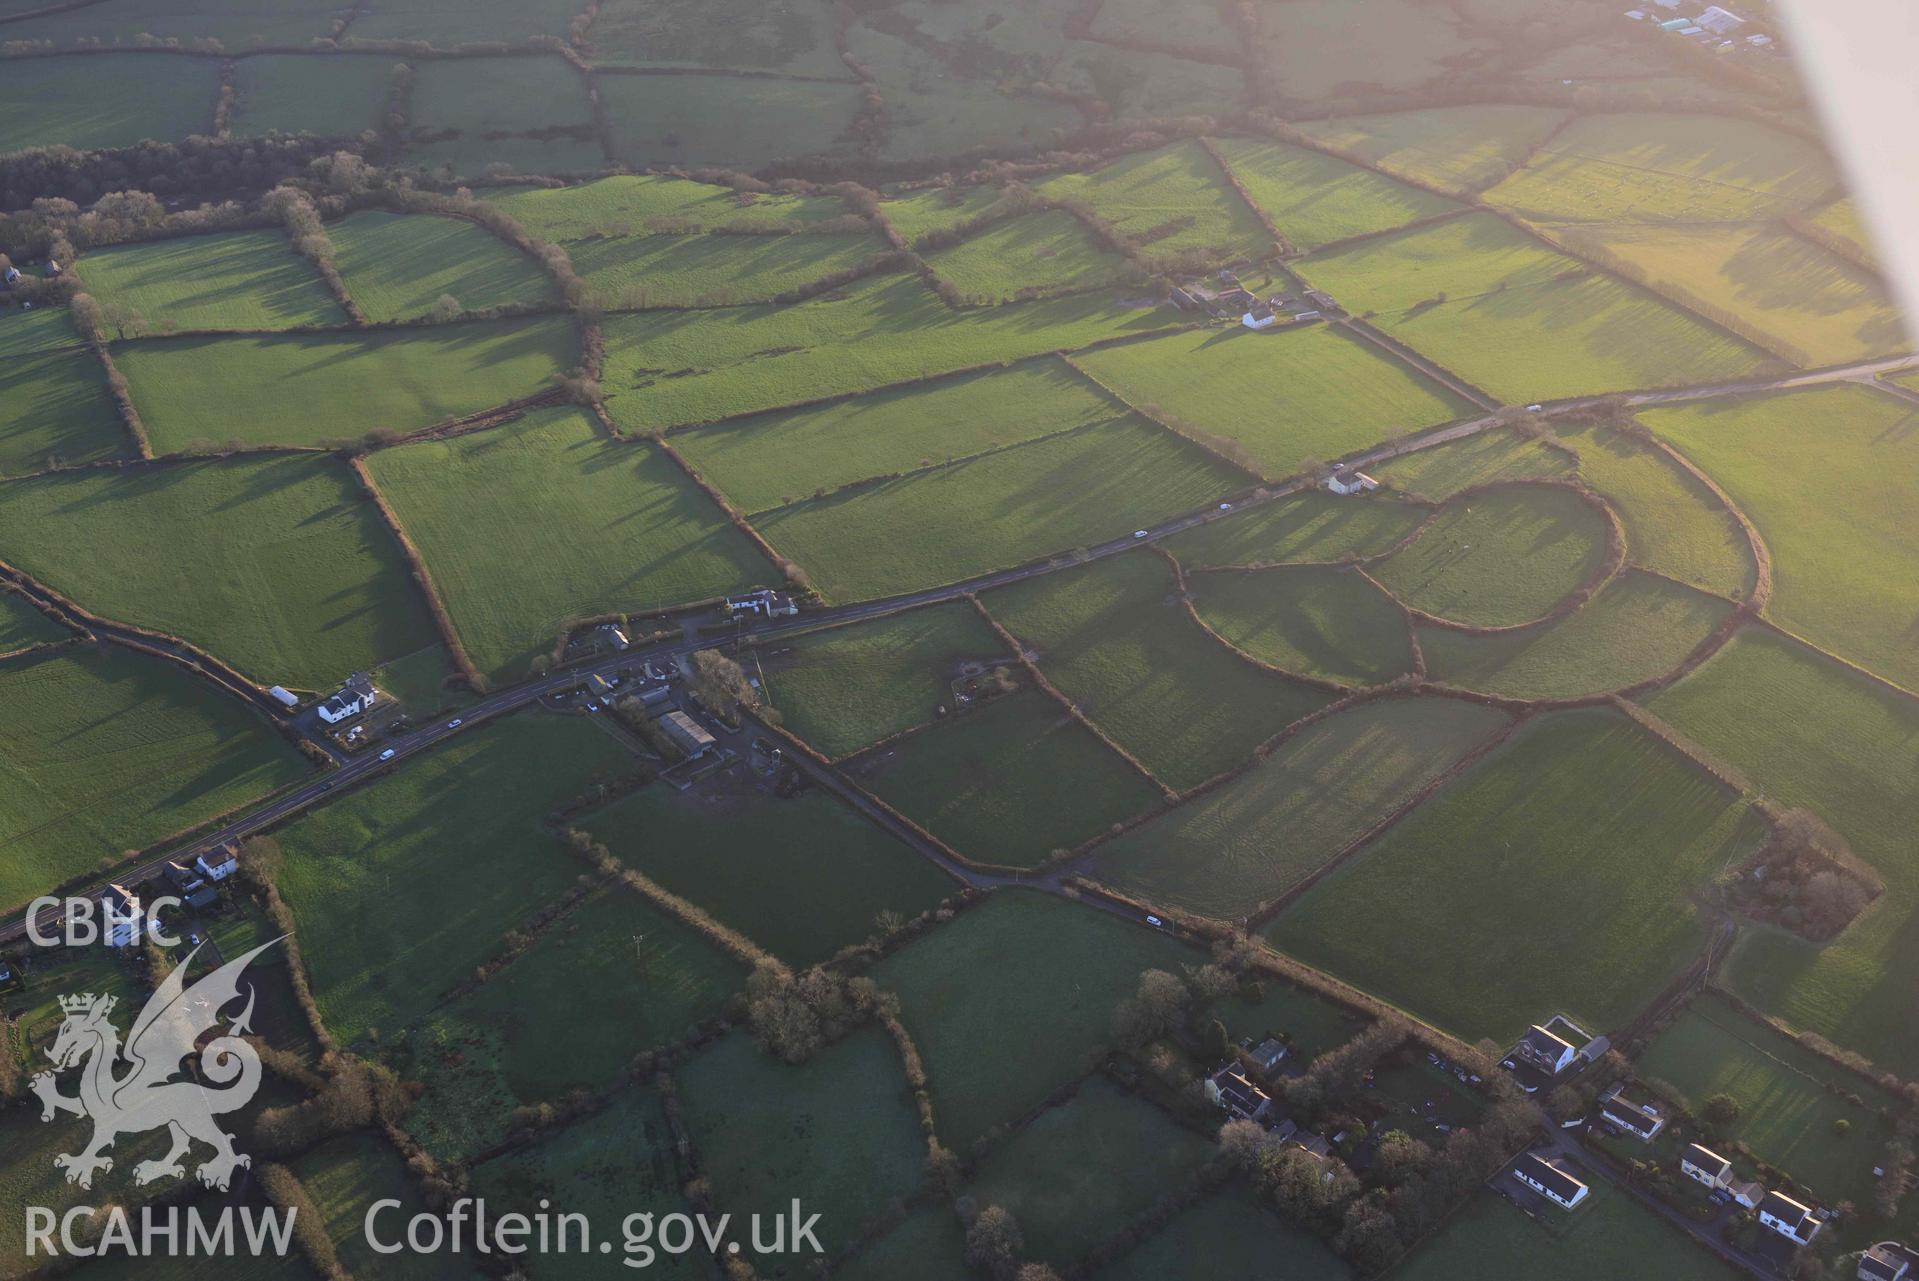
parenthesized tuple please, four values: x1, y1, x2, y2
(30, 939, 279, 1191)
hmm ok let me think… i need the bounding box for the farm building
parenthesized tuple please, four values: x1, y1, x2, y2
(1168, 287, 1200, 310)
(1242, 305, 1278, 331)
(1758, 1190, 1823, 1244)
(1204, 1065, 1273, 1122)
(268, 685, 300, 710)
(316, 673, 380, 725)
(1512, 1153, 1590, 1210)
(1695, 5, 1745, 34)
(1860, 1244, 1912, 1281)
(660, 709, 717, 758)
(1325, 469, 1379, 496)
(1680, 1143, 1734, 1189)
(1597, 1089, 1666, 1141)
(1248, 1036, 1289, 1073)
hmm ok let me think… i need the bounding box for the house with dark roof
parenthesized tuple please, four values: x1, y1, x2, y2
(101, 884, 143, 949)
(196, 844, 239, 882)
(1513, 1024, 1580, 1076)
(316, 673, 379, 725)
(1248, 1037, 1289, 1074)
(1598, 1089, 1666, 1141)
(1758, 1190, 1823, 1244)
(162, 861, 219, 910)
(1681, 1144, 1734, 1190)
(1860, 1243, 1911, 1281)
(1513, 1153, 1590, 1210)
(1205, 1065, 1273, 1122)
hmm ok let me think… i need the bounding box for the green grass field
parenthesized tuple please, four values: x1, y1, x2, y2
(1372, 427, 1577, 501)
(0, 1107, 172, 1276)
(679, 1029, 927, 1267)
(1297, 214, 1776, 401)
(114, 315, 578, 451)
(1072, 324, 1473, 480)
(75, 230, 345, 332)
(274, 714, 632, 1045)
(1484, 112, 1836, 223)
(1093, 0, 1235, 49)
(1212, 977, 1367, 1062)
(291, 1134, 478, 1281)
(0, 0, 334, 46)
(1550, 221, 1906, 367)
(881, 183, 1025, 245)
(601, 74, 864, 170)
(1098, 1186, 1352, 1281)
(1420, 571, 1733, 699)
(488, 174, 856, 240)
(347, 0, 582, 42)
(923, 209, 1133, 302)
(0, 453, 438, 687)
(839, 1210, 971, 1281)
(1210, 136, 1459, 251)
(1253, 0, 1483, 101)
(470, 1086, 705, 1281)
(1646, 629, 1919, 1073)
(1553, 420, 1754, 599)
(1188, 563, 1414, 685)
(1094, 696, 1510, 919)
(983, 552, 1336, 790)
(674, 360, 1124, 515)
(583, 782, 958, 966)
(399, 885, 748, 1160)
(405, 131, 608, 180)
(366, 405, 770, 682)
(1294, 104, 1570, 196)
(1636, 993, 1896, 1218)
(600, 272, 1178, 432)
(568, 229, 883, 308)
(762, 601, 1007, 759)
(1643, 386, 1919, 692)
(1808, 196, 1875, 261)
(1395, 1183, 1738, 1281)
(966, 1078, 1214, 1266)
(329, 211, 560, 322)
(0, 589, 64, 653)
(1033, 142, 1272, 262)
(0, 647, 306, 912)
(409, 55, 593, 137)
(1162, 490, 1427, 569)
(1266, 707, 1765, 1042)
(0, 54, 216, 154)
(874, 891, 1198, 1149)
(0, 309, 129, 476)
(849, 25, 1085, 162)
(228, 54, 398, 138)
(586, 0, 848, 76)
(1372, 484, 1611, 626)
(754, 416, 1245, 602)
(853, 689, 1163, 868)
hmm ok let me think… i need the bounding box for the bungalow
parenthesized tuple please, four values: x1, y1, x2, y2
(316, 673, 379, 725)
(1241, 305, 1278, 331)
(1512, 1153, 1590, 1210)
(1680, 1143, 1734, 1190)
(196, 844, 239, 882)
(1325, 469, 1379, 497)
(1860, 1244, 1912, 1281)
(1513, 1024, 1580, 1077)
(1758, 1190, 1823, 1244)
(1204, 1065, 1273, 1122)
(1598, 1089, 1666, 1141)
(1248, 1036, 1289, 1074)
(660, 710, 716, 758)
(101, 884, 143, 949)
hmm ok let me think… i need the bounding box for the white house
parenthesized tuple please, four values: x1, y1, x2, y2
(1204, 1065, 1273, 1122)
(1241, 305, 1278, 331)
(100, 884, 143, 949)
(1859, 1244, 1911, 1281)
(1325, 469, 1379, 497)
(1598, 1089, 1666, 1141)
(1512, 1153, 1590, 1210)
(316, 673, 379, 725)
(1758, 1190, 1823, 1244)
(1681, 1143, 1734, 1190)
(196, 844, 239, 882)
(1513, 1024, 1580, 1077)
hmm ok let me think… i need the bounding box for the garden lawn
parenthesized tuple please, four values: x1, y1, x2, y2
(1294, 104, 1570, 197)
(1395, 1183, 1738, 1281)
(229, 54, 399, 137)
(674, 360, 1123, 514)
(1265, 707, 1766, 1043)
(470, 1087, 702, 1281)
(600, 273, 1178, 432)
(853, 690, 1163, 870)
(0, 647, 306, 913)
(601, 74, 863, 170)
(74, 230, 344, 331)
(1372, 484, 1611, 626)
(0, 54, 215, 153)
(367, 406, 770, 683)
(583, 783, 957, 966)
(1033, 141, 1271, 262)
(1419, 571, 1733, 700)
(1094, 696, 1510, 920)
(679, 1030, 926, 1268)
(0, 454, 438, 688)
(567, 229, 883, 308)
(983, 552, 1336, 789)
(273, 714, 632, 1045)
(1295, 214, 1776, 401)
(1072, 324, 1472, 480)
(1484, 112, 1836, 223)
(1646, 629, 1919, 1073)
(1162, 490, 1427, 569)
(1098, 1187, 1351, 1281)
(762, 601, 1006, 759)
(0, 312, 128, 475)
(1372, 426, 1576, 500)
(113, 315, 578, 450)
(965, 1078, 1214, 1266)
(1554, 419, 1754, 598)
(874, 891, 1198, 1149)
(1210, 137, 1459, 251)
(755, 416, 1245, 601)
(487, 174, 855, 240)
(1212, 978, 1366, 1063)
(291, 1134, 479, 1281)
(399, 885, 748, 1160)
(1643, 385, 1919, 692)
(1188, 563, 1413, 685)
(1550, 222, 1906, 367)
(923, 209, 1132, 302)
(1636, 993, 1896, 1218)
(329, 211, 560, 322)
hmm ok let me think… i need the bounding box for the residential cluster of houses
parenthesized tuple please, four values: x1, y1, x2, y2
(1202, 1036, 1341, 1162)
(1624, 2, 1776, 51)
(1680, 1143, 1827, 1245)
(93, 846, 238, 949)
(724, 589, 799, 620)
